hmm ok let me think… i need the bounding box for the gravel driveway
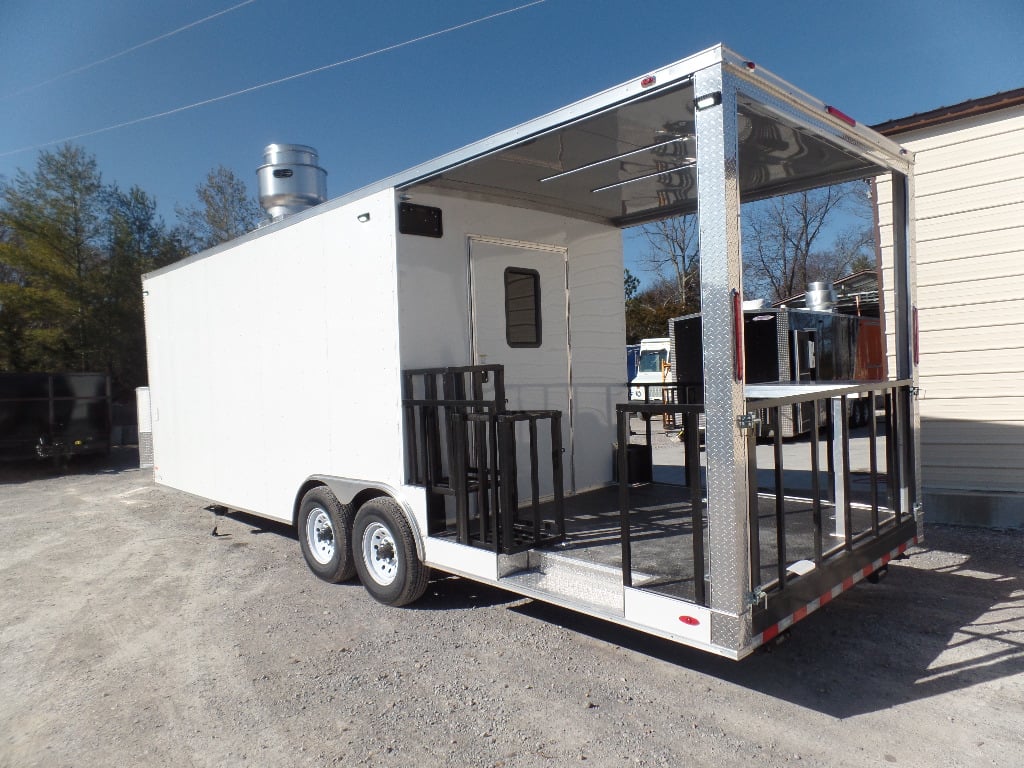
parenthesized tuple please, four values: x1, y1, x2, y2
(2, 449, 1022, 767)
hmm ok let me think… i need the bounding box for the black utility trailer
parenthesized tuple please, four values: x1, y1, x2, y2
(0, 373, 111, 462)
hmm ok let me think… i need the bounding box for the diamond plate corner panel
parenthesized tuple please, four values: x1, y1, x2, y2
(695, 65, 752, 648)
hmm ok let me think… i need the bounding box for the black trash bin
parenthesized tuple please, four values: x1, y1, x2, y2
(613, 442, 652, 484)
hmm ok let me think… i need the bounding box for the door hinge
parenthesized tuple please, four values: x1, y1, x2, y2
(736, 412, 761, 431)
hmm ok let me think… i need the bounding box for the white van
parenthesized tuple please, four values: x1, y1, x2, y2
(629, 337, 671, 400)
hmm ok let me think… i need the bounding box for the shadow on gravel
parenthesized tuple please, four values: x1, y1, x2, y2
(414, 575, 526, 611)
(200, 507, 515, 605)
(509, 524, 1024, 719)
(206, 508, 521, 611)
(0, 446, 143, 486)
(206, 508, 295, 539)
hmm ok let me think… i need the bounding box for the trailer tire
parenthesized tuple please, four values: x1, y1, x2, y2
(298, 486, 356, 583)
(353, 497, 428, 607)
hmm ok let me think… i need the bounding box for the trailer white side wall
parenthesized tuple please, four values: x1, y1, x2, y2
(395, 190, 625, 494)
(144, 189, 402, 522)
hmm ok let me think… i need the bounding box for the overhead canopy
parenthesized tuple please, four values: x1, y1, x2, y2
(406, 75, 888, 227)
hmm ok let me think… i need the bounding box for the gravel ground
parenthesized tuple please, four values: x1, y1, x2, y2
(1, 449, 1023, 768)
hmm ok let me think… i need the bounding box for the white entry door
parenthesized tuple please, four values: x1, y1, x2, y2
(469, 237, 573, 497)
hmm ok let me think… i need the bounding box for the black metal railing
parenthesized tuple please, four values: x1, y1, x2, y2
(746, 380, 916, 596)
(402, 365, 565, 554)
(615, 401, 707, 606)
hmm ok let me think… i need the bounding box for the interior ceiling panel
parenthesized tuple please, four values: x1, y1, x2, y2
(413, 81, 886, 227)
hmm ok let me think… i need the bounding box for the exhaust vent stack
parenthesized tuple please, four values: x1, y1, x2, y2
(257, 144, 327, 221)
(805, 281, 837, 312)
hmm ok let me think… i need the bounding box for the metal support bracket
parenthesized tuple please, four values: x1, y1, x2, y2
(736, 412, 762, 431)
(745, 587, 769, 610)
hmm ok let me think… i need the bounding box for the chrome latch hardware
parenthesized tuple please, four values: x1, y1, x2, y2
(910, 386, 921, 398)
(736, 413, 761, 431)
(745, 588, 769, 610)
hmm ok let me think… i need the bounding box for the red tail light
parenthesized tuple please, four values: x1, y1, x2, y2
(733, 289, 744, 381)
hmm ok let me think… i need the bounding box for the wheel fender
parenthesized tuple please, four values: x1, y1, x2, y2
(298, 475, 425, 561)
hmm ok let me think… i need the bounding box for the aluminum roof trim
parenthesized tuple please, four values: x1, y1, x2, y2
(145, 43, 912, 280)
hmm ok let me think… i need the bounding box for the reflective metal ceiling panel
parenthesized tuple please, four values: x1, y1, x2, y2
(411, 62, 891, 227)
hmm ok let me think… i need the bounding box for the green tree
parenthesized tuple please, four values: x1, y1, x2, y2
(0, 144, 106, 371)
(624, 268, 639, 301)
(175, 165, 262, 253)
(0, 144, 183, 396)
(99, 185, 184, 395)
(625, 277, 692, 344)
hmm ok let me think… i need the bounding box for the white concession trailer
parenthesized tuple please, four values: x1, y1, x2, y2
(144, 44, 922, 659)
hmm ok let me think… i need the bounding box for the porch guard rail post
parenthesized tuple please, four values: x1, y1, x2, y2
(746, 419, 760, 591)
(685, 410, 707, 606)
(497, 415, 518, 554)
(868, 388, 880, 536)
(616, 405, 633, 587)
(443, 371, 468, 545)
(772, 406, 787, 591)
(550, 412, 566, 539)
(831, 396, 849, 543)
(810, 399, 823, 563)
(470, 370, 492, 548)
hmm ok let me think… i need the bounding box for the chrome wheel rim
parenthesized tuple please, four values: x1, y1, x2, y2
(306, 507, 335, 565)
(362, 521, 398, 586)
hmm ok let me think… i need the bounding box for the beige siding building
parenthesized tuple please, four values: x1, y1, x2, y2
(873, 89, 1024, 528)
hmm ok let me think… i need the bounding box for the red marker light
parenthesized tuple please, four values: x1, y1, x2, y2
(745, 61, 756, 70)
(679, 616, 700, 626)
(640, 75, 656, 88)
(826, 105, 857, 127)
(732, 289, 744, 382)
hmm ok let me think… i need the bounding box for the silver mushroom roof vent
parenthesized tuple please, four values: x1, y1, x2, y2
(257, 144, 327, 221)
(805, 281, 838, 312)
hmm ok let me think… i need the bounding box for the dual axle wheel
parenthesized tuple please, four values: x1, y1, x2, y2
(297, 487, 428, 606)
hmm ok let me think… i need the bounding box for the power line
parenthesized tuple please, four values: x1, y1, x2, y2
(0, 0, 545, 159)
(1, 1, 259, 101)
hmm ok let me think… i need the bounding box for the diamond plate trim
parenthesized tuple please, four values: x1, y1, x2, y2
(695, 65, 752, 651)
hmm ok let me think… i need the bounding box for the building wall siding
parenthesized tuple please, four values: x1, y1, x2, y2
(876, 104, 1024, 510)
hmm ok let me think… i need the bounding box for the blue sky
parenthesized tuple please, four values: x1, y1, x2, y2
(2, 0, 1023, 276)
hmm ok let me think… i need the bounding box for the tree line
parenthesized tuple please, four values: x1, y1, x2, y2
(2, 144, 875, 392)
(0, 144, 262, 399)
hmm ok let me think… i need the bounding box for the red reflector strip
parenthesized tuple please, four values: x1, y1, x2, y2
(751, 537, 918, 650)
(641, 75, 656, 88)
(826, 105, 857, 126)
(679, 615, 700, 626)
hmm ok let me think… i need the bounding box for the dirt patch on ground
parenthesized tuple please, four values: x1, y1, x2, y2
(1, 449, 1022, 767)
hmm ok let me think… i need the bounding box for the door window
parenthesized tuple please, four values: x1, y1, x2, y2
(504, 267, 541, 347)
